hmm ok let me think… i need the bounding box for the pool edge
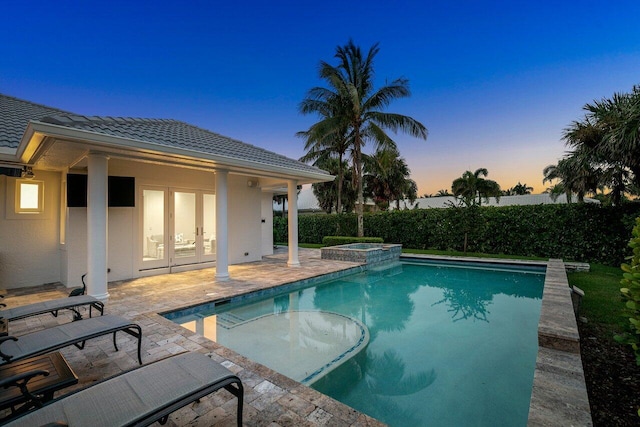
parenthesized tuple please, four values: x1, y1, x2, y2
(527, 259, 592, 426)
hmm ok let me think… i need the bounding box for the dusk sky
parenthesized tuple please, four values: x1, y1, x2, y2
(2, 1, 639, 194)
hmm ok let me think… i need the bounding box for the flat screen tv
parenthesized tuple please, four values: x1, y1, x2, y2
(67, 174, 135, 207)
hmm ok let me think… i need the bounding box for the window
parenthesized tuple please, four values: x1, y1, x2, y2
(15, 179, 44, 213)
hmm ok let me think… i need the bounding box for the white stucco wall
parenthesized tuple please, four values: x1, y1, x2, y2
(227, 175, 262, 264)
(1, 158, 270, 289)
(65, 206, 136, 289)
(0, 171, 61, 288)
(261, 192, 274, 256)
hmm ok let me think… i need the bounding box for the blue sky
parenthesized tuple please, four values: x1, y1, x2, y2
(2, 0, 639, 194)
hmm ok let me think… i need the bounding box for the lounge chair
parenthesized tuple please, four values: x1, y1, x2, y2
(3, 352, 244, 427)
(0, 295, 104, 323)
(0, 315, 142, 366)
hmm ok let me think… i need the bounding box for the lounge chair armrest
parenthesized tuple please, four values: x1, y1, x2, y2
(0, 369, 50, 390)
(0, 369, 50, 408)
(0, 335, 18, 362)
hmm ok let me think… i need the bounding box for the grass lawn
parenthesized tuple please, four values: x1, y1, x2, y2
(568, 263, 628, 334)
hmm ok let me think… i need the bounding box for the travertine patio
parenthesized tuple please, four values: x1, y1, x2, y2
(2, 248, 383, 426)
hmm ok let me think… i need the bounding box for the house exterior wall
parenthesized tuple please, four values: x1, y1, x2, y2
(227, 175, 262, 264)
(261, 192, 274, 256)
(0, 171, 61, 289)
(2, 160, 267, 289)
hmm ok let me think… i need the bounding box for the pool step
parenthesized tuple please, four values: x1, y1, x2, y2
(216, 312, 247, 329)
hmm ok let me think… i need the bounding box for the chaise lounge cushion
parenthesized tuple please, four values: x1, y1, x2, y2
(0, 315, 142, 365)
(0, 295, 104, 322)
(4, 352, 243, 427)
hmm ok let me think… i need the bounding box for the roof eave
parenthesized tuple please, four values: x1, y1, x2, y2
(21, 121, 334, 184)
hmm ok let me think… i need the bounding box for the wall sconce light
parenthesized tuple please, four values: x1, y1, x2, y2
(247, 179, 258, 188)
(21, 166, 35, 179)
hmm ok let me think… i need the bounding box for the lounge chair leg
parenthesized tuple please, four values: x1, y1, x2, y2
(135, 327, 142, 365)
(51, 310, 59, 318)
(224, 381, 244, 427)
(73, 340, 86, 350)
(158, 415, 169, 425)
(120, 325, 143, 365)
(113, 331, 119, 352)
(71, 308, 82, 321)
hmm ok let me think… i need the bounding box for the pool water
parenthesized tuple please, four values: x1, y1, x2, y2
(167, 261, 544, 426)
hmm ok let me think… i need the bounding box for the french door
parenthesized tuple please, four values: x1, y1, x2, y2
(141, 187, 216, 270)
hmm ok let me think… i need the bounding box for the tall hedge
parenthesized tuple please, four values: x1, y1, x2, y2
(274, 203, 640, 266)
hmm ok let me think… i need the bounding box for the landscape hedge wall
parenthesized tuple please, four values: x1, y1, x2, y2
(273, 203, 640, 266)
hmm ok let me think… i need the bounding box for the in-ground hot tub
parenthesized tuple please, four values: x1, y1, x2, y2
(320, 243, 402, 264)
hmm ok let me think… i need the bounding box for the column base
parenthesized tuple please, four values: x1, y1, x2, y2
(89, 292, 110, 303)
(287, 261, 301, 267)
(215, 273, 230, 281)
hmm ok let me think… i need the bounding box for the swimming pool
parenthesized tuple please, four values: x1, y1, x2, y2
(165, 260, 544, 426)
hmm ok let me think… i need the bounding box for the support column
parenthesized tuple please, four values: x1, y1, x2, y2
(215, 170, 229, 280)
(87, 152, 109, 301)
(287, 180, 300, 267)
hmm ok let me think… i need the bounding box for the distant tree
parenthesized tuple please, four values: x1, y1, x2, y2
(451, 168, 502, 207)
(299, 40, 428, 236)
(311, 157, 356, 213)
(509, 182, 533, 195)
(547, 84, 640, 206)
(565, 85, 640, 188)
(298, 83, 351, 214)
(272, 194, 287, 217)
(543, 182, 569, 202)
(435, 189, 451, 197)
(543, 156, 600, 203)
(364, 148, 417, 210)
(272, 186, 302, 216)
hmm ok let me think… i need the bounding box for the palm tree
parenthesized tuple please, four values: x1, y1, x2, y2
(310, 156, 356, 213)
(451, 168, 502, 207)
(299, 40, 428, 236)
(543, 156, 600, 203)
(298, 91, 351, 214)
(562, 90, 640, 205)
(509, 182, 533, 195)
(543, 182, 569, 202)
(435, 189, 451, 197)
(364, 148, 417, 210)
(575, 86, 640, 188)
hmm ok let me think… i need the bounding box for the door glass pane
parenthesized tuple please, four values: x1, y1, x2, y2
(143, 189, 165, 261)
(203, 194, 216, 256)
(175, 192, 196, 258)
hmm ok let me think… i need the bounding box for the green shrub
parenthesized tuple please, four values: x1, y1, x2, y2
(615, 217, 640, 365)
(278, 202, 640, 265)
(322, 236, 384, 246)
(273, 215, 288, 243)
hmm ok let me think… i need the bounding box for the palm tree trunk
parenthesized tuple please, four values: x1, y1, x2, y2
(336, 153, 344, 235)
(355, 137, 364, 237)
(337, 153, 343, 215)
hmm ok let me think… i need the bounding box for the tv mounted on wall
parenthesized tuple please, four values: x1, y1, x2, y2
(67, 174, 135, 207)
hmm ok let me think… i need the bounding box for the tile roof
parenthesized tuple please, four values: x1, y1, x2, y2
(0, 94, 73, 148)
(1, 94, 329, 176)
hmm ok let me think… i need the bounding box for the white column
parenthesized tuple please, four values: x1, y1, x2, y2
(287, 179, 300, 267)
(215, 170, 229, 280)
(87, 152, 109, 300)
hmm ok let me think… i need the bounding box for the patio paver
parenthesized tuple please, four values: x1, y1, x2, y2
(1, 248, 384, 426)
